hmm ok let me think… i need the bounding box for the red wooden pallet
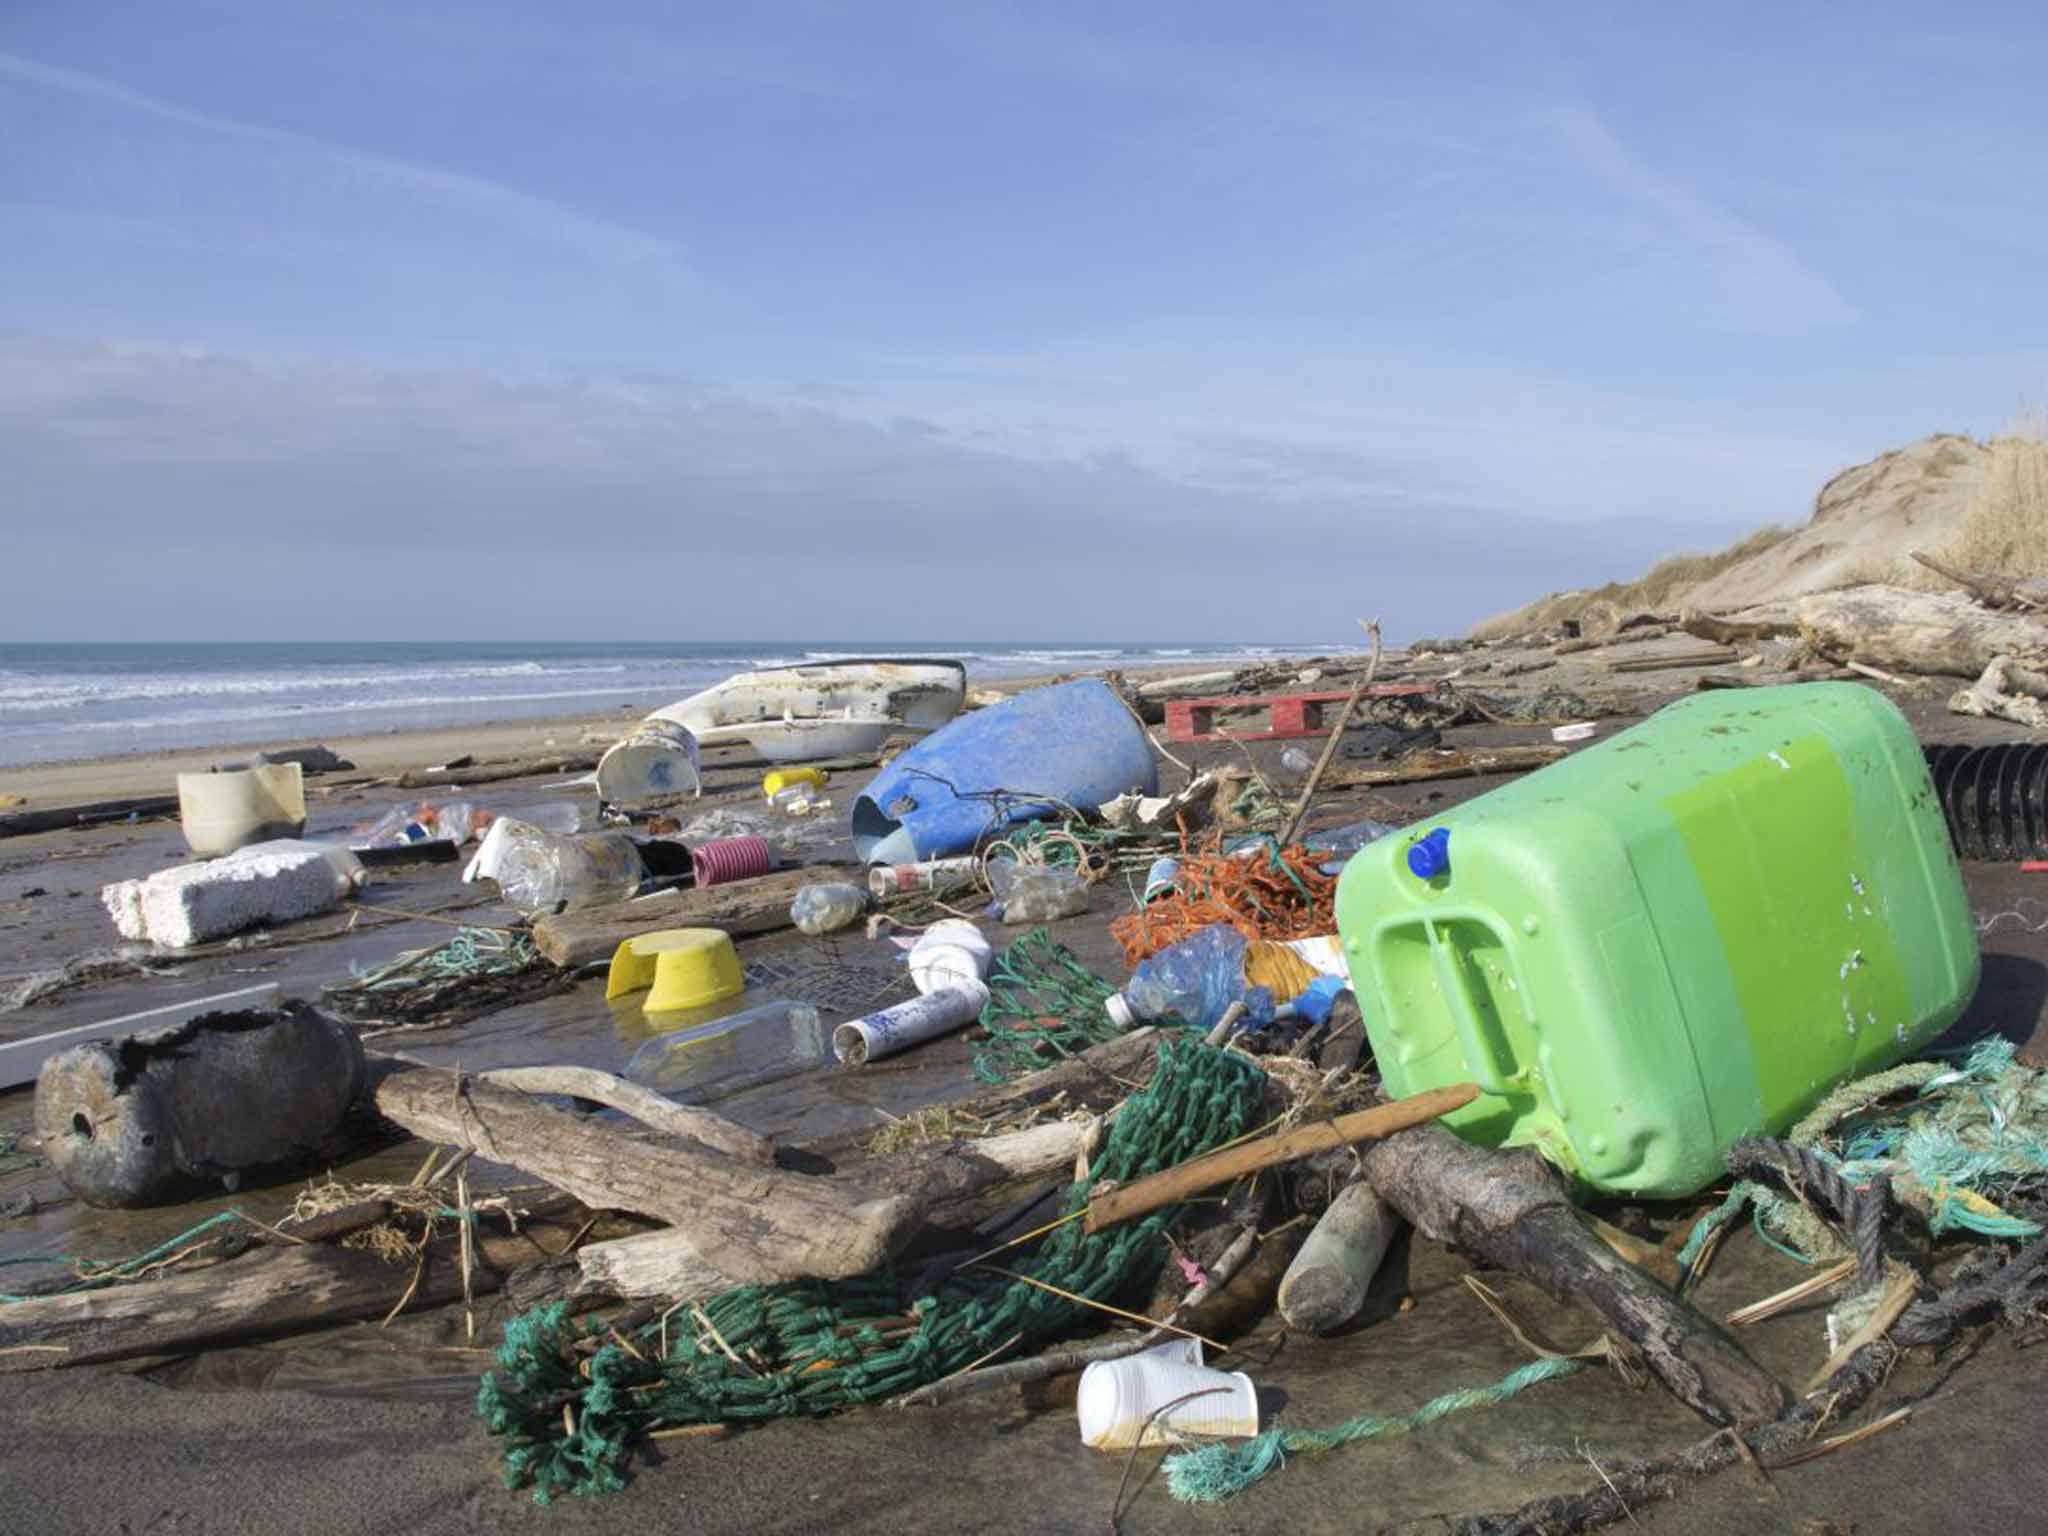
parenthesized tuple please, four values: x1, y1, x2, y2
(1163, 685, 1433, 744)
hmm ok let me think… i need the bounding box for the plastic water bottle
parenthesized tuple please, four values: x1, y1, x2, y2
(1105, 925, 1276, 1034)
(790, 881, 866, 935)
(624, 1001, 827, 1104)
(987, 860, 1090, 923)
(491, 825, 645, 914)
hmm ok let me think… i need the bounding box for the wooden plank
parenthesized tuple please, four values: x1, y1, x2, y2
(0, 984, 283, 1091)
(1318, 745, 1565, 789)
(1083, 1084, 1479, 1233)
(1605, 647, 1741, 674)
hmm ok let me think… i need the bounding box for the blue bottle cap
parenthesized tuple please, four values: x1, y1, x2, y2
(1407, 827, 1451, 879)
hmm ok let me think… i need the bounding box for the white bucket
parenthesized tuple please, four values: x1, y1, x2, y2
(833, 979, 989, 1065)
(1077, 1338, 1259, 1450)
(907, 919, 994, 996)
(596, 720, 702, 808)
(176, 763, 307, 856)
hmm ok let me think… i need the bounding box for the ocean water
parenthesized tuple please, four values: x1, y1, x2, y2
(0, 641, 1354, 768)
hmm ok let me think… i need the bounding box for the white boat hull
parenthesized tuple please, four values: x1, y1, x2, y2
(646, 659, 967, 764)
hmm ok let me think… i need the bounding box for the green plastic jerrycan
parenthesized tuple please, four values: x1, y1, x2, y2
(1334, 682, 1978, 1197)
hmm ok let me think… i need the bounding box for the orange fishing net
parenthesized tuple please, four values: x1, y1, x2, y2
(1109, 834, 1339, 968)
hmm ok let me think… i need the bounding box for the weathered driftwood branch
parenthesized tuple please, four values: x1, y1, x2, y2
(1355, 1123, 1786, 1428)
(1084, 1085, 1479, 1234)
(1799, 586, 2048, 679)
(1909, 549, 2048, 612)
(373, 1066, 920, 1284)
(530, 865, 859, 968)
(472, 1065, 775, 1165)
(1679, 610, 1797, 646)
(1320, 745, 1565, 791)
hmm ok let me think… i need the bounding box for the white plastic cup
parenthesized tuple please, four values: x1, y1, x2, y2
(833, 979, 990, 1065)
(907, 919, 994, 996)
(1076, 1339, 1259, 1450)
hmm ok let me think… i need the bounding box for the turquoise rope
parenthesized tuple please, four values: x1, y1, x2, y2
(0, 1209, 254, 1303)
(1164, 1356, 1582, 1503)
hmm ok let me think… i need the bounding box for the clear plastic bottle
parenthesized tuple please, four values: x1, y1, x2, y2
(987, 860, 1090, 923)
(1304, 818, 1400, 874)
(624, 1001, 828, 1104)
(1106, 925, 1275, 1034)
(789, 880, 867, 935)
(491, 823, 646, 914)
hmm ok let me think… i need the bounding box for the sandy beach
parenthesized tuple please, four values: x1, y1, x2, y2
(2, 641, 2045, 1536)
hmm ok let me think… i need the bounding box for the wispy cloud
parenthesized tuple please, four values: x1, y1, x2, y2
(1548, 104, 1857, 331)
(0, 49, 686, 272)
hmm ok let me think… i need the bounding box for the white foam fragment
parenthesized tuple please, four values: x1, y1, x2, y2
(99, 840, 365, 949)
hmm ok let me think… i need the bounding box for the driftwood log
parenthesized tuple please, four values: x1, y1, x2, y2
(530, 865, 859, 968)
(1799, 586, 2048, 679)
(1949, 656, 2048, 730)
(0, 1208, 598, 1372)
(1356, 1123, 1786, 1427)
(0, 794, 180, 841)
(574, 1118, 1094, 1300)
(372, 1066, 921, 1283)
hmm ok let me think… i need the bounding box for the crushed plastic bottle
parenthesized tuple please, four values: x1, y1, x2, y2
(1106, 925, 1273, 1034)
(987, 860, 1090, 924)
(790, 881, 867, 936)
(1304, 818, 1399, 874)
(489, 823, 645, 915)
(625, 1001, 827, 1104)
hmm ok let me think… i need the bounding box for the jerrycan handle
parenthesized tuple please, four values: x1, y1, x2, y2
(1425, 921, 1522, 1097)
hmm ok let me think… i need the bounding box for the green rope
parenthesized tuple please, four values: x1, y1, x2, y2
(971, 928, 1181, 1084)
(0, 1210, 253, 1303)
(478, 1039, 1265, 1503)
(1679, 1037, 2048, 1285)
(1164, 1356, 1583, 1503)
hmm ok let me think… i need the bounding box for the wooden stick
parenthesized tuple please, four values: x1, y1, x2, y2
(1278, 617, 1382, 847)
(1083, 1084, 1478, 1234)
(1726, 1258, 1857, 1328)
(473, 1064, 775, 1166)
(1607, 647, 1741, 673)
(1318, 745, 1565, 790)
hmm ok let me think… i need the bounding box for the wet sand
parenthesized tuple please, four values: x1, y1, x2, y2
(2, 647, 2045, 1535)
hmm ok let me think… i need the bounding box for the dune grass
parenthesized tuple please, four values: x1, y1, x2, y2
(1473, 523, 1793, 637)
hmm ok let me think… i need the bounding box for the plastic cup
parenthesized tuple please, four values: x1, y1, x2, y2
(1076, 1339, 1259, 1450)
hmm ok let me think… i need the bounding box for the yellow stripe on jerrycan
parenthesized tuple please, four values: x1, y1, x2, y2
(1334, 682, 1978, 1197)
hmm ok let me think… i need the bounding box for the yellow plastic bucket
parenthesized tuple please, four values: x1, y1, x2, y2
(762, 767, 828, 800)
(606, 928, 744, 1013)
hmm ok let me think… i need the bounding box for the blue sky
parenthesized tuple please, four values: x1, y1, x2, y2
(4, 2, 2045, 641)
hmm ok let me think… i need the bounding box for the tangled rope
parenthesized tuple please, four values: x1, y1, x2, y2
(1109, 833, 1337, 968)
(323, 927, 566, 1031)
(477, 1039, 1266, 1502)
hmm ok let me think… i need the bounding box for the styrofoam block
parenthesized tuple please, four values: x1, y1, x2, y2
(100, 841, 356, 949)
